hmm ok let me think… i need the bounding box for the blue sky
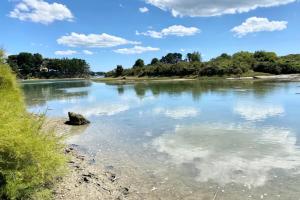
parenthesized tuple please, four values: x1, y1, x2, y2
(0, 0, 299, 71)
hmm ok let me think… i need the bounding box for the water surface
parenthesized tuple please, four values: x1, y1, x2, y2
(22, 79, 300, 199)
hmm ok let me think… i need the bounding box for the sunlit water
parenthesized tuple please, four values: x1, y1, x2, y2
(22, 79, 300, 199)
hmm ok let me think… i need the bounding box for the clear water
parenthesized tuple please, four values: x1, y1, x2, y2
(22, 79, 300, 199)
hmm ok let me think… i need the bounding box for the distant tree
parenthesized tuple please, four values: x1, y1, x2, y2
(253, 51, 280, 74)
(219, 53, 231, 60)
(115, 65, 124, 77)
(7, 52, 90, 79)
(133, 59, 145, 68)
(278, 54, 300, 74)
(231, 51, 254, 73)
(160, 53, 182, 64)
(150, 58, 159, 65)
(187, 52, 201, 62)
(253, 51, 277, 62)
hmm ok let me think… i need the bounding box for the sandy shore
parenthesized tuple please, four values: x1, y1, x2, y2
(227, 74, 300, 80)
(43, 118, 139, 200)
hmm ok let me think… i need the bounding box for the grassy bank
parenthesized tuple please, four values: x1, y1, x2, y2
(0, 64, 66, 199)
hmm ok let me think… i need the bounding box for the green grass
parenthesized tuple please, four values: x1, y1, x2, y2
(0, 64, 66, 199)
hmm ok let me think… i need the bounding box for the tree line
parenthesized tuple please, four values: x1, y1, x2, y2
(106, 51, 300, 77)
(6, 52, 90, 79)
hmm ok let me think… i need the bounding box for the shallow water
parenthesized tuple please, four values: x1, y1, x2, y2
(22, 79, 300, 199)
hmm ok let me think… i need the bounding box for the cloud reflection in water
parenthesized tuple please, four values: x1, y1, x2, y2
(66, 104, 130, 117)
(234, 103, 284, 121)
(153, 123, 300, 188)
(153, 107, 199, 119)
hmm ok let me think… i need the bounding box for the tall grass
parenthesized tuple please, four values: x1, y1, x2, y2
(0, 64, 66, 199)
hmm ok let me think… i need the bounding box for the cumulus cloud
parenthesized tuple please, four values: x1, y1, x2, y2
(136, 25, 200, 39)
(82, 50, 94, 55)
(113, 46, 160, 54)
(9, 0, 74, 24)
(54, 50, 77, 56)
(153, 107, 199, 119)
(234, 103, 284, 121)
(231, 17, 288, 37)
(139, 7, 149, 13)
(145, 0, 295, 17)
(153, 123, 300, 187)
(57, 32, 140, 48)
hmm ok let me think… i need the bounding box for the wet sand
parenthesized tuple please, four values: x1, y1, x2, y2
(43, 118, 140, 200)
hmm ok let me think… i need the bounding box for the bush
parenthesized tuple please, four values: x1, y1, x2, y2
(0, 64, 66, 199)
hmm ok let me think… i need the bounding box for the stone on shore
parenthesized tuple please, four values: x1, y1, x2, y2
(65, 112, 90, 126)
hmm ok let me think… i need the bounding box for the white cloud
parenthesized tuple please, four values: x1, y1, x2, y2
(145, 0, 295, 17)
(54, 50, 77, 56)
(234, 103, 284, 121)
(139, 7, 149, 13)
(57, 32, 140, 48)
(153, 123, 300, 188)
(113, 46, 160, 55)
(9, 0, 74, 24)
(82, 50, 94, 55)
(231, 17, 288, 37)
(136, 25, 200, 39)
(153, 107, 199, 119)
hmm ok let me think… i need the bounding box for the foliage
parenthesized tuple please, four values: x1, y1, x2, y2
(0, 64, 66, 199)
(0, 49, 5, 64)
(7, 52, 90, 79)
(150, 58, 159, 65)
(187, 52, 202, 62)
(106, 51, 300, 78)
(133, 59, 145, 68)
(115, 65, 124, 77)
(277, 54, 300, 74)
(160, 53, 183, 64)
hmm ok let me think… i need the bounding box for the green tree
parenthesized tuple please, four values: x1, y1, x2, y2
(151, 58, 159, 65)
(115, 65, 124, 77)
(231, 51, 254, 73)
(187, 52, 201, 62)
(7, 53, 90, 79)
(133, 59, 145, 68)
(160, 53, 182, 64)
(253, 51, 280, 74)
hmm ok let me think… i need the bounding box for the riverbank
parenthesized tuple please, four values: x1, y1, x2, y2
(43, 118, 139, 200)
(92, 73, 300, 83)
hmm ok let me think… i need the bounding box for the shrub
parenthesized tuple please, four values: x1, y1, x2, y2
(0, 64, 66, 199)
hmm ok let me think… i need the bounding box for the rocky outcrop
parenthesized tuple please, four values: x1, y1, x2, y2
(65, 112, 90, 126)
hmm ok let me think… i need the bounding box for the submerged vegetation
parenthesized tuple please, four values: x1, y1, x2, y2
(0, 63, 66, 199)
(106, 51, 300, 77)
(7, 52, 90, 79)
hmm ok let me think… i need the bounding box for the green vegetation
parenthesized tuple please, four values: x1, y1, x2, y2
(0, 64, 66, 199)
(0, 49, 5, 64)
(7, 52, 90, 79)
(106, 51, 300, 78)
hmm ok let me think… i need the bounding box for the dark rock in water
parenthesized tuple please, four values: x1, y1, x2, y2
(65, 112, 90, 126)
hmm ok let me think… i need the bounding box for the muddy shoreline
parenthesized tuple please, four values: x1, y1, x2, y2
(43, 118, 140, 200)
